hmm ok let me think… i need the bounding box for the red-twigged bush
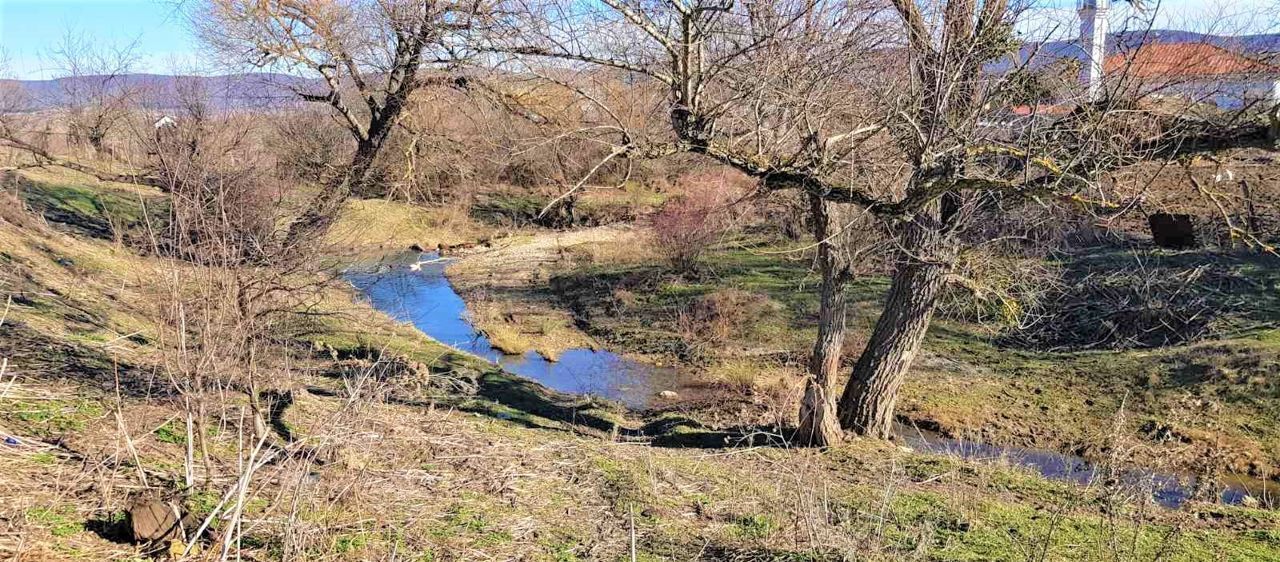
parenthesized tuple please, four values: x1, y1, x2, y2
(650, 171, 749, 271)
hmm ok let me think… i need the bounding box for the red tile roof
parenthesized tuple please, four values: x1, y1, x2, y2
(1104, 43, 1280, 79)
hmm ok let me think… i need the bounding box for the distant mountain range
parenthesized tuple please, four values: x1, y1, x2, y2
(4, 30, 1280, 112)
(0, 72, 321, 112)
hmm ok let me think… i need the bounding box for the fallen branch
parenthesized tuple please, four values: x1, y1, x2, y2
(0, 136, 158, 187)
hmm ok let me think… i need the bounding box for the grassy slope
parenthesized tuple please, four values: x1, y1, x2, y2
(323, 198, 486, 256)
(0, 171, 1276, 560)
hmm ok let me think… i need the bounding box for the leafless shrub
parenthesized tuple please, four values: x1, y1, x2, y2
(269, 109, 349, 186)
(149, 113, 278, 265)
(939, 246, 1062, 332)
(1004, 256, 1253, 350)
(650, 172, 747, 272)
(119, 84, 341, 543)
(651, 200, 724, 272)
(675, 289, 779, 366)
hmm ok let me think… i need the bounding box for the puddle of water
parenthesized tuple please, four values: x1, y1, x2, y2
(896, 423, 1276, 509)
(345, 252, 679, 409)
(346, 251, 1275, 509)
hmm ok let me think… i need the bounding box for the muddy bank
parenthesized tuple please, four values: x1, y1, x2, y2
(443, 225, 668, 361)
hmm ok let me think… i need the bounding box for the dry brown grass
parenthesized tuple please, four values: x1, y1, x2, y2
(679, 288, 779, 345)
(7, 355, 1278, 561)
(323, 198, 486, 256)
(0, 195, 162, 363)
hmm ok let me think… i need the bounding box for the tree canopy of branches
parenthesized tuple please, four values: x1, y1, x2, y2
(496, 0, 1215, 441)
(196, 0, 494, 248)
(47, 31, 141, 158)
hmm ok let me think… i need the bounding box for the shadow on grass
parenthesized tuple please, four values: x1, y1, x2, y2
(8, 171, 168, 242)
(0, 322, 159, 398)
(465, 369, 626, 435)
(313, 355, 799, 449)
(632, 413, 792, 449)
(84, 512, 133, 545)
(682, 543, 844, 561)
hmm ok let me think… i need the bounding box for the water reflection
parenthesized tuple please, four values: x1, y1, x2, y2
(345, 252, 678, 409)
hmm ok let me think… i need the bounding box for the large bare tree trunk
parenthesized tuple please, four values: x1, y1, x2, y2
(281, 138, 381, 250)
(795, 194, 846, 447)
(837, 216, 950, 438)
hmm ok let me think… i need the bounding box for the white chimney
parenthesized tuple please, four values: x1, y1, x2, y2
(1079, 0, 1110, 101)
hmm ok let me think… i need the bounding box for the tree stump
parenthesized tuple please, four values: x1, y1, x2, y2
(128, 498, 183, 543)
(1148, 213, 1197, 249)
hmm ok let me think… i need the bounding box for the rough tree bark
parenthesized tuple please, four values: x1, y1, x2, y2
(837, 213, 952, 438)
(795, 194, 848, 446)
(281, 137, 384, 250)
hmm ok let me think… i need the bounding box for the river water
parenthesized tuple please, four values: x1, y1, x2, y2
(348, 251, 1274, 510)
(345, 252, 679, 409)
(897, 423, 1273, 509)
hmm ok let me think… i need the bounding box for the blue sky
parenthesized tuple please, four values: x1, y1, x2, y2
(0, 0, 1273, 79)
(0, 0, 197, 79)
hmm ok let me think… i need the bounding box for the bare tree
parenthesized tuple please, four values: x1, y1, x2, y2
(46, 30, 141, 159)
(0, 41, 155, 182)
(195, 0, 493, 247)
(492, 0, 893, 445)
(0, 51, 31, 149)
(499, 0, 1219, 441)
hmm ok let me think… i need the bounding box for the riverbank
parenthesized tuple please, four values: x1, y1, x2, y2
(437, 223, 1280, 487)
(352, 241, 1276, 508)
(4, 170, 1278, 559)
(444, 225, 655, 360)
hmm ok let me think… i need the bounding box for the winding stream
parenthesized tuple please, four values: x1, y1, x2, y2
(348, 251, 1274, 510)
(346, 252, 679, 409)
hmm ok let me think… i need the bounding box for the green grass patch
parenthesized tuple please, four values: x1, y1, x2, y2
(27, 506, 83, 538)
(334, 532, 371, 555)
(154, 420, 186, 445)
(187, 489, 222, 518)
(431, 501, 513, 546)
(4, 398, 106, 437)
(729, 514, 777, 539)
(17, 175, 166, 240)
(29, 451, 57, 465)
